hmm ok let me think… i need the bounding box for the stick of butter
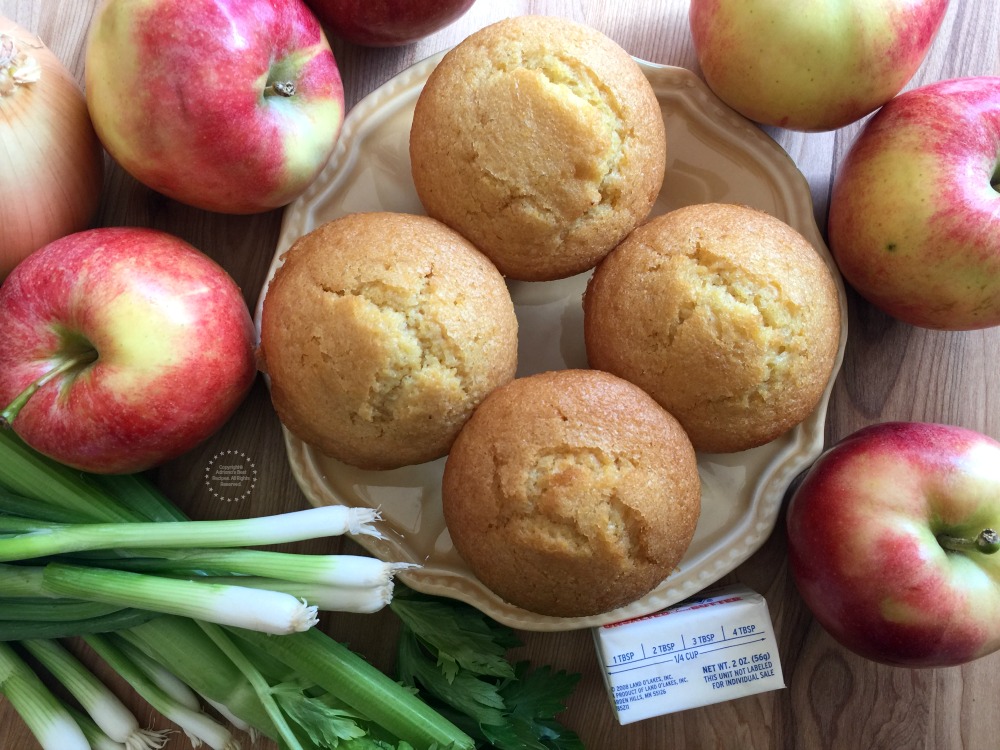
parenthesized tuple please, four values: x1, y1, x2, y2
(592, 584, 784, 723)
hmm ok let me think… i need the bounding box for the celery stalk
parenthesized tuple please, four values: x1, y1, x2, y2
(197, 621, 308, 750)
(122, 617, 279, 738)
(230, 627, 477, 750)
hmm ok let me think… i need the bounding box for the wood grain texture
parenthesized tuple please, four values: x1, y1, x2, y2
(1, 1, 998, 748)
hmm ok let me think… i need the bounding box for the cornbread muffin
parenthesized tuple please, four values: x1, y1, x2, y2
(442, 369, 701, 618)
(410, 15, 666, 282)
(259, 212, 518, 470)
(584, 203, 841, 454)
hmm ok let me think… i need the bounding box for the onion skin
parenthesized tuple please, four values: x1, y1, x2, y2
(0, 17, 104, 280)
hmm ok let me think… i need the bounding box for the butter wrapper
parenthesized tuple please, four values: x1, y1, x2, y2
(592, 584, 784, 724)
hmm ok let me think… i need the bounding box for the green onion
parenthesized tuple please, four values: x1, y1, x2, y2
(42, 563, 319, 634)
(192, 575, 395, 613)
(230, 627, 477, 750)
(88, 548, 416, 587)
(21, 638, 169, 750)
(0, 429, 482, 750)
(85, 633, 239, 750)
(199, 692, 257, 739)
(0, 641, 90, 750)
(64, 705, 132, 750)
(0, 506, 384, 562)
(0, 431, 135, 523)
(0, 608, 160, 642)
(0, 562, 46, 595)
(0, 487, 87, 524)
(110, 635, 202, 712)
(95, 473, 187, 523)
(0, 516, 51, 533)
(0, 598, 123, 622)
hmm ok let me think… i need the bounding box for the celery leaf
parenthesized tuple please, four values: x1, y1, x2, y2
(397, 629, 507, 726)
(391, 591, 516, 681)
(481, 663, 583, 750)
(392, 588, 582, 750)
(271, 683, 371, 747)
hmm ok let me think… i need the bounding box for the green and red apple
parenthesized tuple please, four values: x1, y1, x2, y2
(0, 228, 257, 474)
(828, 76, 1000, 330)
(689, 0, 948, 131)
(787, 422, 1000, 668)
(84, 0, 345, 214)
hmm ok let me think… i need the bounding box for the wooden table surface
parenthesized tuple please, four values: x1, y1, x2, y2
(2, 1, 999, 748)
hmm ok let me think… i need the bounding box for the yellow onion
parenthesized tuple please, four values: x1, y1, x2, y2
(0, 17, 104, 280)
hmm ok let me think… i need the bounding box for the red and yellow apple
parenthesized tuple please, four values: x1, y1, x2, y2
(689, 0, 948, 131)
(787, 422, 1000, 668)
(828, 76, 1000, 330)
(0, 228, 257, 474)
(307, 0, 476, 47)
(84, 0, 345, 214)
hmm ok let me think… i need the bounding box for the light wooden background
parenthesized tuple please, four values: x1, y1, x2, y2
(1, 1, 999, 748)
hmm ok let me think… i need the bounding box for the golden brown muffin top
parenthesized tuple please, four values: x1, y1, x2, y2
(584, 203, 841, 453)
(259, 212, 518, 469)
(443, 369, 700, 617)
(410, 15, 666, 281)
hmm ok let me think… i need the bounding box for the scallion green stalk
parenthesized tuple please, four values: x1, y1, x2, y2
(95, 473, 187, 524)
(0, 598, 123, 622)
(0, 562, 45, 595)
(0, 506, 384, 562)
(199, 692, 257, 738)
(0, 641, 90, 750)
(110, 635, 202, 712)
(0, 608, 160, 642)
(0, 431, 135, 523)
(21, 638, 169, 750)
(42, 563, 319, 634)
(0, 487, 87, 524)
(91, 548, 416, 587)
(84, 633, 239, 750)
(64, 705, 131, 750)
(194, 575, 395, 613)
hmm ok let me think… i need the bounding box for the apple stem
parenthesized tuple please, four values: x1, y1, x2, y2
(0, 350, 98, 429)
(937, 529, 1000, 555)
(264, 80, 296, 98)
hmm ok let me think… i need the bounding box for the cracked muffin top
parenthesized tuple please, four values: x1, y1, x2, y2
(409, 15, 666, 282)
(258, 212, 518, 470)
(442, 369, 700, 618)
(584, 203, 841, 454)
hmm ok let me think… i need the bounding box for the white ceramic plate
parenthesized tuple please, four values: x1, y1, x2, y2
(253, 52, 848, 632)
